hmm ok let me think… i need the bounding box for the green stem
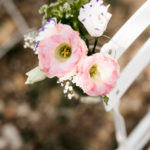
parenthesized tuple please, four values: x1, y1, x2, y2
(86, 38, 89, 49)
(92, 37, 99, 54)
(77, 23, 89, 49)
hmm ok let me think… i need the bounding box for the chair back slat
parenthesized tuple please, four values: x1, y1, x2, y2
(105, 38, 150, 111)
(118, 111, 150, 150)
(101, 1, 150, 148)
(100, 0, 150, 111)
(101, 0, 150, 60)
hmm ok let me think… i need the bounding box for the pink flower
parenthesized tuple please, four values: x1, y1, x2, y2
(38, 24, 88, 78)
(76, 53, 120, 96)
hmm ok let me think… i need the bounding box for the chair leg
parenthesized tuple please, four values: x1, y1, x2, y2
(118, 110, 150, 150)
(113, 102, 127, 145)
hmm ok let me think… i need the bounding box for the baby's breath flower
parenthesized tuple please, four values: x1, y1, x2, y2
(68, 93, 74, 100)
(63, 2, 71, 11)
(24, 30, 37, 51)
(57, 75, 75, 100)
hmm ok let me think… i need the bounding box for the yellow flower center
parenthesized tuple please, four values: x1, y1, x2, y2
(55, 43, 72, 62)
(90, 65, 98, 78)
(89, 64, 101, 81)
(60, 46, 72, 58)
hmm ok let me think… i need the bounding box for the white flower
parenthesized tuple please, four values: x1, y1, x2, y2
(78, 0, 112, 37)
(25, 66, 46, 84)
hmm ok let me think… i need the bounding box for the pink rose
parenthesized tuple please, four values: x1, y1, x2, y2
(38, 24, 88, 78)
(76, 53, 120, 96)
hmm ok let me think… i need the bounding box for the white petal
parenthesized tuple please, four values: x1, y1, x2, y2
(34, 17, 57, 53)
(78, 0, 112, 37)
(25, 66, 46, 84)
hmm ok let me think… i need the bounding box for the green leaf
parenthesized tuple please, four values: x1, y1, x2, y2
(39, 0, 90, 40)
(104, 96, 109, 105)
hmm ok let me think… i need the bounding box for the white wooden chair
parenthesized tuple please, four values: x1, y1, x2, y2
(101, 0, 150, 149)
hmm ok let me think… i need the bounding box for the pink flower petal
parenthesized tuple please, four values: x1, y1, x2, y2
(76, 53, 120, 96)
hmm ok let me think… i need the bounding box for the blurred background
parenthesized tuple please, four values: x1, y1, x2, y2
(0, 0, 150, 150)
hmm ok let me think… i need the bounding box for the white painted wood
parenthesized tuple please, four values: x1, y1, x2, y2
(100, 1, 150, 148)
(101, 0, 150, 111)
(117, 111, 150, 150)
(105, 38, 150, 111)
(101, 0, 150, 59)
(113, 103, 127, 145)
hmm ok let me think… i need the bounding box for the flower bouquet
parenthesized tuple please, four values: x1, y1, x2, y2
(24, 0, 120, 105)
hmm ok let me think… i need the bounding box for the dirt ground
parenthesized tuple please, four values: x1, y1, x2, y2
(0, 0, 150, 150)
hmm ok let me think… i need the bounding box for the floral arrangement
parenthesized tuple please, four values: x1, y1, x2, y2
(24, 0, 120, 105)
